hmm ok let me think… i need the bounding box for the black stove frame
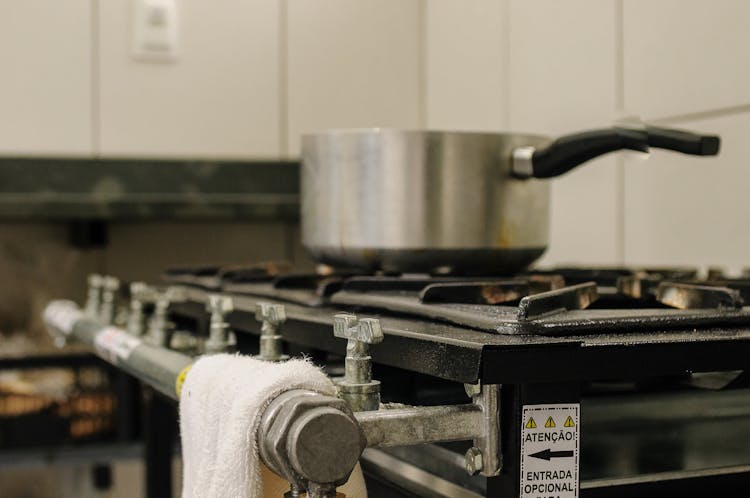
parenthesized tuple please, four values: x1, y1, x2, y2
(166, 284, 750, 497)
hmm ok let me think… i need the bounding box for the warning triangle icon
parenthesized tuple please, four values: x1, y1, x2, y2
(525, 417, 537, 429)
(564, 416, 575, 428)
(544, 417, 556, 428)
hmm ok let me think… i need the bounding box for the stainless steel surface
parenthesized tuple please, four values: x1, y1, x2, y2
(302, 129, 550, 273)
(255, 302, 289, 361)
(511, 146, 536, 178)
(333, 314, 384, 412)
(354, 404, 483, 448)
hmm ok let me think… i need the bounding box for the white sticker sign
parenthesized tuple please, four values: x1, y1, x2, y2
(520, 404, 580, 498)
(95, 327, 142, 364)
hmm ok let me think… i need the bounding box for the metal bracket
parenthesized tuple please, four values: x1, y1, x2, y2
(464, 383, 502, 477)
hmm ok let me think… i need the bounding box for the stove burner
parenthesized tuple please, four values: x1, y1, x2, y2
(163, 265, 750, 336)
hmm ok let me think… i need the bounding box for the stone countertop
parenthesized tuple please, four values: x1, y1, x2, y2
(0, 156, 300, 220)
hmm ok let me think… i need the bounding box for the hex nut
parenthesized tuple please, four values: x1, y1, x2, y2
(465, 447, 483, 476)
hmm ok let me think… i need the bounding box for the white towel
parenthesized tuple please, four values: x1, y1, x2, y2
(179, 354, 336, 498)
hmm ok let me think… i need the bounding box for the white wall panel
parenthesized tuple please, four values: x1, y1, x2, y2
(508, 0, 619, 266)
(0, 0, 92, 155)
(624, 113, 749, 272)
(425, 0, 507, 130)
(624, 0, 750, 119)
(99, 0, 280, 157)
(286, 0, 422, 156)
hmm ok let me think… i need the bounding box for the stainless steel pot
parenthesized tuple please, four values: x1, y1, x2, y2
(301, 126, 719, 274)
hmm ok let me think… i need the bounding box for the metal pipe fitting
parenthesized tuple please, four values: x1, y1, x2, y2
(44, 300, 193, 400)
(259, 389, 366, 494)
(333, 313, 383, 412)
(99, 276, 120, 325)
(84, 274, 104, 319)
(127, 282, 156, 336)
(255, 302, 289, 361)
(145, 287, 187, 348)
(204, 294, 236, 354)
(354, 404, 483, 448)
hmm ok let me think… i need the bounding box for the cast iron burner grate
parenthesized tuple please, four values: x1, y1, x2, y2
(162, 264, 750, 336)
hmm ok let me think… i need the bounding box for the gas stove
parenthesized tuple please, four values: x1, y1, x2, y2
(155, 263, 750, 497)
(45, 264, 750, 497)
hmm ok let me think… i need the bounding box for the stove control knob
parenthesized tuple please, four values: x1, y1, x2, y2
(255, 302, 289, 362)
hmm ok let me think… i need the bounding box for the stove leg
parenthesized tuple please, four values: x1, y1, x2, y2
(144, 388, 176, 498)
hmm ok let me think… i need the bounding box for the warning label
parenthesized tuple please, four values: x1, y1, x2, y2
(520, 404, 580, 498)
(95, 327, 142, 365)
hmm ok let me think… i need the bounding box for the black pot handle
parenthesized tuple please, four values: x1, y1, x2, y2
(512, 126, 721, 179)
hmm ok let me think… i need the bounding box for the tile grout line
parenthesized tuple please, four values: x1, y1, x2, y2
(649, 103, 750, 125)
(614, 0, 625, 266)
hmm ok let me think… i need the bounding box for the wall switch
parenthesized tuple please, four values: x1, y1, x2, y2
(132, 0, 178, 62)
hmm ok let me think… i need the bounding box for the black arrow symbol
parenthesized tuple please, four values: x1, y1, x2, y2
(529, 449, 574, 461)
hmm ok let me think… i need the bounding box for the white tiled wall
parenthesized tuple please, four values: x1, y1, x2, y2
(0, 0, 93, 155)
(98, 0, 282, 158)
(286, 0, 423, 156)
(506, 0, 620, 266)
(2, 0, 749, 270)
(427, 0, 750, 268)
(623, 0, 750, 120)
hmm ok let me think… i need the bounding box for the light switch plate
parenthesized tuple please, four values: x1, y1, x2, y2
(132, 0, 178, 62)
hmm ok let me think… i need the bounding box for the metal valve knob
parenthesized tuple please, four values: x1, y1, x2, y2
(255, 302, 288, 362)
(84, 274, 104, 319)
(333, 313, 384, 412)
(126, 282, 157, 336)
(99, 276, 120, 325)
(204, 294, 236, 354)
(145, 287, 187, 348)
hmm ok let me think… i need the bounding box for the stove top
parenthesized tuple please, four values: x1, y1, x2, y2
(163, 264, 750, 336)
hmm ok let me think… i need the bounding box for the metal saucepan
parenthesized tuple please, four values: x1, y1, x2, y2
(301, 126, 720, 274)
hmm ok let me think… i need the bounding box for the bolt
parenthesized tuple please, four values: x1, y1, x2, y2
(464, 382, 481, 398)
(127, 282, 151, 336)
(465, 447, 483, 476)
(99, 276, 120, 325)
(255, 302, 288, 361)
(145, 286, 187, 347)
(205, 294, 235, 354)
(333, 313, 384, 411)
(84, 274, 104, 318)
